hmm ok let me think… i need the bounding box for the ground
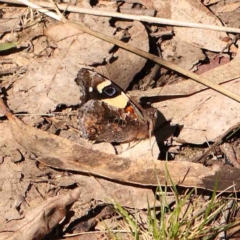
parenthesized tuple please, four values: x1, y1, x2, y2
(0, 0, 240, 239)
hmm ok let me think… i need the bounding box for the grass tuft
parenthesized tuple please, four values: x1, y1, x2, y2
(109, 167, 240, 240)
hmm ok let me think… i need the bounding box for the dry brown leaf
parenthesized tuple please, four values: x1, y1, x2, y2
(161, 37, 206, 70)
(141, 0, 154, 9)
(72, 175, 156, 209)
(0, 188, 80, 240)
(171, 0, 228, 51)
(216, 2, 240, 12)
(150, 53, 240, 144)
(117, 138, 159, 160)
(0, 8, 25, 35)
(45, 23, 114, 65)
(195, 56, 230, 74)
(203, 0, 221, 5)
(0, 129, 55, 227)
(7, 59, 82, 123)
(155, 79, 240, 144)
(0, 159, 34, 225)
(106, 21, 149, 90)
(209, 0, 240, 28)
(154, 0, 171, 18)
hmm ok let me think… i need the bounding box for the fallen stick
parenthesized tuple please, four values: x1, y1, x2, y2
(0, 0, 239, 33)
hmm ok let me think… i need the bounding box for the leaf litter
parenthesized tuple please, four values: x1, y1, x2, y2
(0, 0, 240, 238)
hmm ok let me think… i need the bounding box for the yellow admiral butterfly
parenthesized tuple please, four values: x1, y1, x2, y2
(75, 68, 157, 142)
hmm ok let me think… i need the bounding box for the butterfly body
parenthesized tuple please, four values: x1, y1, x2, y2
(76, 68, 157, 142)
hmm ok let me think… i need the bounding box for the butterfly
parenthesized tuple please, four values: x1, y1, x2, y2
(75, 68, 157, 143)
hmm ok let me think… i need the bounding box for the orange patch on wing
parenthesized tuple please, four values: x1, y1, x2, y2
(125, 105, 134, 114)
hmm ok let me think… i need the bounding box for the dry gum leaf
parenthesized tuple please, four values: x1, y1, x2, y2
(216, 2, 240, 13)
(171, 0, 229, 51)
(0, 189, 80, 240)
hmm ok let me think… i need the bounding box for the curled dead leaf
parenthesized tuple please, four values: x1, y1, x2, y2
(0, 188, 80, 240)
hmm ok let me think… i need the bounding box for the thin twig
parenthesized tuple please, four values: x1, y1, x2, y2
(1, 0, 240, 33)
(0, 66, 24, 76)
(193, 122, 240, 163)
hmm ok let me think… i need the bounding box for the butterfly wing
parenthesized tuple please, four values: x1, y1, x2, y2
(76, 68, 157, 142)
